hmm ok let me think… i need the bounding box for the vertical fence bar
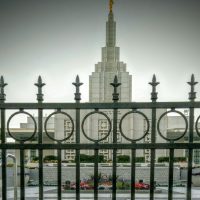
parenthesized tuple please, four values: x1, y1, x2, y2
(187, 74, 197, 200)
(149, 75, 159, 200)
(168, 146, 174, 200)
(0, 76, 7, 200)
(38, 109, 44, 200)
(75, 108, 80, 200)
(131, 144, 136, 200)
(57, 148, 62, 200)
(1, 108, 7, 200)
(187, 107, 194, 200)
(20, 147, 25, 200)
(73, 75, 83, 200)
(150, 111, 156, 200)
(94, 147, 99, 200)
(35, 76, 45, 200)
(112, 108, 117, 200)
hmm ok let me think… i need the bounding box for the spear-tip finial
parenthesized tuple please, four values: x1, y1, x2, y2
(0, 76, 8, 102)
(72, 75, 83, 88)
(187, 74, 198, 101)
(110, 75, 121, 87)
(0, 76, 8, 88)
(34, 75, 45, 102)
(35, 76, 46, 88)
(110, 75, 121, 102)
(72, 75, 83, 102)
(149, 74, 160, 102)
(149, 74, 159, 87)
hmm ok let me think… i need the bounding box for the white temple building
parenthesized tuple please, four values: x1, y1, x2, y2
(54, 2, 168, 162)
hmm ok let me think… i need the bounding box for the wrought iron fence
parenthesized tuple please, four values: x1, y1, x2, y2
(0, 74, 200, 200)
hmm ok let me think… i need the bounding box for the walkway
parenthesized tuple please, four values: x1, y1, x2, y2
(5, 186, 200, 199)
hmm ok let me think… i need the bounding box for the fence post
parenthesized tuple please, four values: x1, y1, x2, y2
(187, 74, 198, 200)
(73, 75, 83, 200)
(0, 76, 7, 200)
(35, 76, 45, 200)
(149, 74, 159, 200)
(110, 75, 121, 200)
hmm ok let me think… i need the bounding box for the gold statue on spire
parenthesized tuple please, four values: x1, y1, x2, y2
(109, 0, 114, 12)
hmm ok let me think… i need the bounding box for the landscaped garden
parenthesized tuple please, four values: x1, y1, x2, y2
(63, 173, 150, 191)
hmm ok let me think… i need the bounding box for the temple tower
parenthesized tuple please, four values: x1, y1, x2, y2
(89, 3, 132, 103)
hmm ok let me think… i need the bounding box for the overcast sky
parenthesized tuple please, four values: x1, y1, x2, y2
(0, 0, 200, 103)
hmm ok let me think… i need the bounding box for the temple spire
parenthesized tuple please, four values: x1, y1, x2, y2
(106, 1, 116, 47)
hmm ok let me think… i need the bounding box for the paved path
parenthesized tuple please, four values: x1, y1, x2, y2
(4, 186, 200, 199)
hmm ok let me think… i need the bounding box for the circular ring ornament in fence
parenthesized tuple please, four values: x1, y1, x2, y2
(119, 110, 150, 142)
(157, 110, 188, 142)
(81, 111, 112, 142)
(7, 110, 37, 142)
(195, 115, 200, 137)
(44, 110, 74, 142)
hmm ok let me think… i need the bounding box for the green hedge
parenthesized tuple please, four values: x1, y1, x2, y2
(31, 156, 39, 161)
(135, 157, 145, 163)
(117, 155, 130, 163)
(158, 156, 186, 163)
(76, 154, 105, 163)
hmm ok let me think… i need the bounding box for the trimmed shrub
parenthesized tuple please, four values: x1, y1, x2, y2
(75, 154, 105, 163)
(158, 156, 186, 163)
(135, 157, 145, 163)
(31, 156, 39, 162)
(117, 155, 130, 163)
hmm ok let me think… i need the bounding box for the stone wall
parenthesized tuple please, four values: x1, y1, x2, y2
(29, 166, 180, 184)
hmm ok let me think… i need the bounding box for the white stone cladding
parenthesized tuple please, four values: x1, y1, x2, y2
(89, 70, 132, 102)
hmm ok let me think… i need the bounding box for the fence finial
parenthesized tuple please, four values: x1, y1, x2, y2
(149, 74, 159, 102)
(0, 76, 8, 102)
(187, 74, 198, 101)
(34, 76, 45, 102)
(110, 75, 121, 102)
(72, 75, 83, 102)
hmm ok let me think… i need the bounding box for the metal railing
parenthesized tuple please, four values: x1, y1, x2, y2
(0, 74, 200, 200)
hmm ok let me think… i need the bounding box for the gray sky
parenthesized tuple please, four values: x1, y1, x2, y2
(0, 0, 200, 103)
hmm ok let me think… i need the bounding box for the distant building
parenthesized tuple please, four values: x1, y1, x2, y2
(6, 116, 54, 162)
(167, 114, 200, 164)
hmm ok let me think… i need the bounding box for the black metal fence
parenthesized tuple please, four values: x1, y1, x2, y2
(0, 74, 200, 200)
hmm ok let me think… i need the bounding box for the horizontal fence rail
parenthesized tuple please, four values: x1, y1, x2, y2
(0, 74, 200, 200)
